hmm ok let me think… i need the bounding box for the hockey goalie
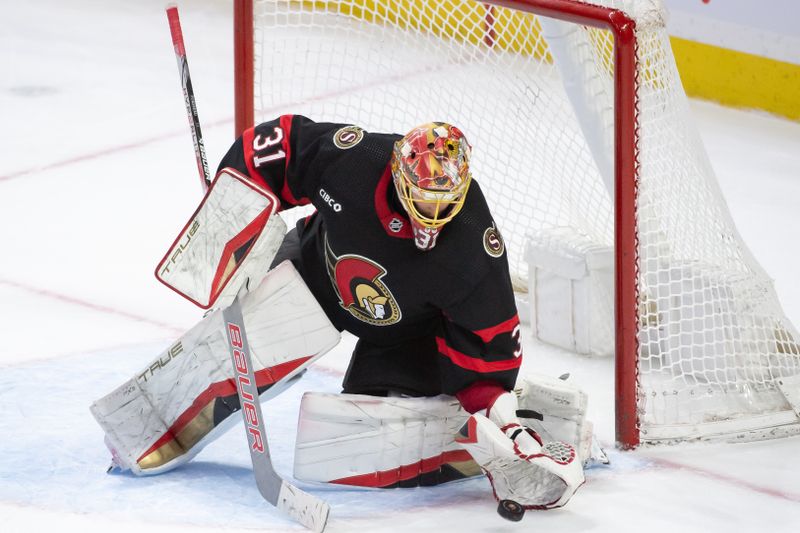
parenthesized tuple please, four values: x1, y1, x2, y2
(91, 116, 593, 518)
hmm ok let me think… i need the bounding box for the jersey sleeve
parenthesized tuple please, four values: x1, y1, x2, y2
(216, 114, 342, 211)
(435, 267, 522, 405)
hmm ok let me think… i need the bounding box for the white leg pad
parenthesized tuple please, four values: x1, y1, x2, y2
(294, 392, 480, 487)
(90, 261, 340, 475)
(515, 373, 605, 465)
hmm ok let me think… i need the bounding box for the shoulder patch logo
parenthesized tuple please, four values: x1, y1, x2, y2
(483, 225, 505, 258)
(333, 125, 365, 150)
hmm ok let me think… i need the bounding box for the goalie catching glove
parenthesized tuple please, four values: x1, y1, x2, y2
(455, 390, 585, 510)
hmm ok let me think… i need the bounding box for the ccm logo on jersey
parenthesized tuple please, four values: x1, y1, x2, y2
(319, 188, 342, 212)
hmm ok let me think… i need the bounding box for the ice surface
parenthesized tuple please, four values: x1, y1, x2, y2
(1, 1, 799, 532)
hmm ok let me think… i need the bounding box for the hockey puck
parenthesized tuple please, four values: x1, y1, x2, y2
(497, 499, 525, 522)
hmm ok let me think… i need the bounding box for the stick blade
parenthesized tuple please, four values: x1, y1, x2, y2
(275, 482, 330, 533)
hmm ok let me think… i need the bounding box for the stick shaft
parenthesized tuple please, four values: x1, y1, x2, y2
(166, 8, 327, 529)
(223, 295, 330, 532)
(166, 5, 211, 191)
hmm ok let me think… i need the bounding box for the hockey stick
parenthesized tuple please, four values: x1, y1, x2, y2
(223, 293, 330, 532)
(165, 7, 330, 531)
(166, 4, 211, 191)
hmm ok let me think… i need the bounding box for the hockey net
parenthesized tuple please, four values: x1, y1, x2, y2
(235, 0, 800, 446)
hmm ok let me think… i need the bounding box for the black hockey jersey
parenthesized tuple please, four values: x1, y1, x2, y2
(218, 115, 521, 396)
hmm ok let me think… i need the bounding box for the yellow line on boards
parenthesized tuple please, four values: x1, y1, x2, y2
(292, 0, 800, 121)
(670, 37, 800, 121)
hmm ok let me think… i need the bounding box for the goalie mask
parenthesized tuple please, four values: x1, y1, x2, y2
(391, 122, 472, 251)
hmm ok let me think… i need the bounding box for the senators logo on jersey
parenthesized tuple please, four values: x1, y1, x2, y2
(325, 236, 401, 326)
(483, 224, 505, 258)
(332, 125, 365, 150)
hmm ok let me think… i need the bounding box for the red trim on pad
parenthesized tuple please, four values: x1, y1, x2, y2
(209, 209, 271, 303)
(330, 450, 474, 487)
(137, 356, 312, 464)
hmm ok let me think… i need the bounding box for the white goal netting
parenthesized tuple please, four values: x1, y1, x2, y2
(248, 0, 800, 444)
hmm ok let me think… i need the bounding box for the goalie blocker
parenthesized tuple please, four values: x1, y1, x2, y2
(91, 168, 340, 475)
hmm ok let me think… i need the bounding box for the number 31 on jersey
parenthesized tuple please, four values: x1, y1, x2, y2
(252, 126, 285, 167)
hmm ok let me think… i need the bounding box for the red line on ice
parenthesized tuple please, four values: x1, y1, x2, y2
(0, 63, 444, 182)
(0, 278, 184, 335)
(0, 120, 230, 183)
(650, 456, 800, 503)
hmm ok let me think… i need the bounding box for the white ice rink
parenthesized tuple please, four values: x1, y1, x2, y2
(1, 1, 799, 532)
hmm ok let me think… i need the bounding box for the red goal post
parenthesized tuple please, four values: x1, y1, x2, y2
(233, 0, 641, 448)
(232, 0, 800, 449)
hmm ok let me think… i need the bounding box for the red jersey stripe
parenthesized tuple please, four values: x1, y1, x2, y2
(436, 337, 522, 373)
(374, 163, 412, 239)
(472, 315, 520, 343)
(242, 126, 261, 184)
(278, 114, 310, 206)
